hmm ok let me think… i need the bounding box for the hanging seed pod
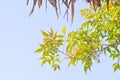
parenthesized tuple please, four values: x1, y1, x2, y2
(29, 0, 37, 16)
(71, 0, 76, 23)
(94, 0, 101, 7)
(38, 0, 42, 8)
(85, 0, 101, 11)
(49, 0, 56, 7)
(26, 0, 29, 5)
(118, 0, 120, 5)
(86, 0, 92, 3)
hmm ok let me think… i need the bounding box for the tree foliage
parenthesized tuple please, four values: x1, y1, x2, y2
(33, 0, 120, 72)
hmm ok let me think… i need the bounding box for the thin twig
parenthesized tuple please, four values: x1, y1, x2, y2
(87, 42, 120, 59)
(45, 0, 47, 12)
(26, 0, 29, 5)
(63, 0, 72, 20)
(60, 57, 68, 64)
(58, 42, 120, 61)
(58, 0, 61, 15)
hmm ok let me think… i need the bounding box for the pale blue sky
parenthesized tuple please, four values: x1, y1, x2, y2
(0, 0, 120, 80)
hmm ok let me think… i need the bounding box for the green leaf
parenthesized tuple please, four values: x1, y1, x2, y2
(57, 35, 64, 38)
(112, 63, 117, 67)
(66, 44, 71, 52)
(114, 65, 118, 72)
(43, 50, 50, 56)
(119, 65, 120, 70)
(110, 53, 119, 59)
(68, 61, 72, 67)
(34, 48, 43, 53)
(107, 47, 111, 53)
(84, 65, 88, 73)
(57, 65, 60, 71)
(48, 59, 51, 65)
(41, 60, 47, 66)
(72, 62, 76, 66)
(39, 57, 47, 60)
(55, 58, 61, 63)
(112, 63, 119, 72)
(54, 67, 57, 71)
(109, 53, 114, 59)
(41, 30, 49, 37)
(53, 64, 60, 71)
(39, 44, 46, 48)
(115, 46, 120, 53)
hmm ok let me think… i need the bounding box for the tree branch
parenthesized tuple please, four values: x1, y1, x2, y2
(58, 42, 120, 61)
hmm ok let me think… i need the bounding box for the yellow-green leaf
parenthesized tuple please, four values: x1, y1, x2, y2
(57, 35, 64, 38)
(66, 39, 72, 43)
(55, 58, 61, 63)
(58, 65, 60, 70)
(41, 30, 48, 37)
(41, 60, 47, 66)
(34, 48, 43, 53)
(62, 26, 66, 34)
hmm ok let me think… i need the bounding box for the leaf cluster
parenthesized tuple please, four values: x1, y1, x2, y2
(35, 0, 120, 73)
(35, 28, 64, 70)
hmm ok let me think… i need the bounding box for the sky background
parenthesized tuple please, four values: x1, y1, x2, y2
(0, 0, 120, 80)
